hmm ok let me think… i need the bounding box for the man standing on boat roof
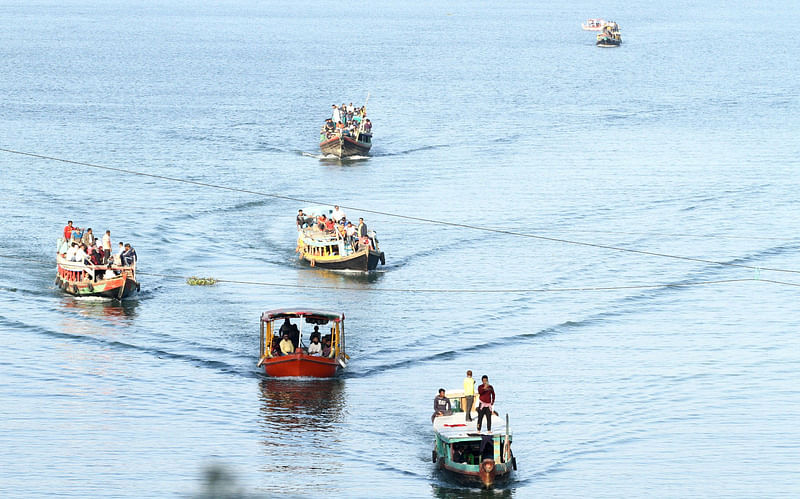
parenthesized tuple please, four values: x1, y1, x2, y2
(463, 370, 475, 422)
(477, 375, 495, 433)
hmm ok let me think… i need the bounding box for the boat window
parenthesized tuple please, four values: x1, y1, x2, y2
(451, 442, 483, 465)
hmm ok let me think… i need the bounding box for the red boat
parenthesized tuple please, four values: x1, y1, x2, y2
(257, 309, 348, 378)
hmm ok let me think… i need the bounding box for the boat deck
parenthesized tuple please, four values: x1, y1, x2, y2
(433, 412, 509, 440)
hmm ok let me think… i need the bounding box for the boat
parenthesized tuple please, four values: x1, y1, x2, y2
(257, 309, 348, 378)
(581, 18, 607, 31)
(596, 22, 621, 47)
(296, 206, 385, 272)
(55, 238, 139, 300)
(319, 129, 372, 159)
(432, 390, 516, 488)
(319, 103, 373, 159)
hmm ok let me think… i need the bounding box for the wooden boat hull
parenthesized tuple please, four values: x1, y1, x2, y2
(320, 135, 371, 158)
(300, 247, 383, 271)
(262, 353, 339, 377)
(597, 39, 621, 47)
(55, 271, 139, 300)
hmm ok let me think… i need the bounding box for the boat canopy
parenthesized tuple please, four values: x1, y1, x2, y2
(261, 309, 344, 323)
(301, 205, 335, 218)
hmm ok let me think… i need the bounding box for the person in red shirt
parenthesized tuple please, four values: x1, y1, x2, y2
(477, 375, 495, 433)
(63, 221, 79, 241)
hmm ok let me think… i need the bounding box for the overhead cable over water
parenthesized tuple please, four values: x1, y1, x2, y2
(2, 147, 800, 275)
(1, 254, 799, 292)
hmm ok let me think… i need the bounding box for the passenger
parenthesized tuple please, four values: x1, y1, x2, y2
(89, 246, 103, 266)
(121, 243, 137, 266)
(102, 230, 112, 263)
(114, 242, 124, 265)
(289, 322, 300, 349)
(80, 228, 94, 246)
(297, 209, 313, 228)
(321, 336, 332, 357)
(307, 335, 322, 356)
(345, 222, 356, 247)
(331, 205, 346, 222)
(476, 375, 495, 433)
(63, 221, 80, 241)
(463, 370, 476, 422)
(66, 242, 78, 261)
(279, 318, 293, 337)
(357, 217, 368, 237)
(331, 104, 340, 124)
(317, 214, 328, 231)
(279, 333, 295, 356)
(74, 244, 88, 264)
(364, 119, 372, 133)
(336, 120, 345, 130)
(324, 217, 335, 232)
(432, 388, 452, 422)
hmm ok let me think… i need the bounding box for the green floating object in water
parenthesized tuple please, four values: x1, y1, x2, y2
(187, 276, 218, 286)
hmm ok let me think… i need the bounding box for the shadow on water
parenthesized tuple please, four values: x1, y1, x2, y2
(59, 295, 139, 321)
(258, 378, 346, 430)
(294, 266, 386, 288)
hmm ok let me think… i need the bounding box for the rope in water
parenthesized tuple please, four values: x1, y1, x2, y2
(2, 146, 800, 275)
(1, 254, 799, 293)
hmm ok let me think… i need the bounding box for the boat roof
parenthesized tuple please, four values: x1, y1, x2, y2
(433, 412, 509, 441)
(261, 309, 344, 322)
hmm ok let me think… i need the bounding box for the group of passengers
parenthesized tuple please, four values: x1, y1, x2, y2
(61, 221, 137, 272)
(296, 206, 372, 250)
(271, 318, 334, 357)
(320, 102, 372, 140)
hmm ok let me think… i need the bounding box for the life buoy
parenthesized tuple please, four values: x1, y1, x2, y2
(71, 284, 79, 294)
(61, 280, 69, 290)
(55, 277, 61, 286)
(432, 450, 437, 463)
(136, 282, 140, 292)
(379, 252, 385, 265)
(310, 259, 316, 267)
(86, 282, 94, 293)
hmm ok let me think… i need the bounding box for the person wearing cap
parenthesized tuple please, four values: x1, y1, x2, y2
(279, 333, 295, 356)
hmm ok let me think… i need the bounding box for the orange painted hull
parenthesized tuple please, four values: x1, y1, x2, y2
(262, 353, 339, 377)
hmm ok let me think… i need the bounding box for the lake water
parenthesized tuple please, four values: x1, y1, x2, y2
(1, 0, 800, 497)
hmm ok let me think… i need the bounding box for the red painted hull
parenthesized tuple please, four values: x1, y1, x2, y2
(262, 353, 339, 377)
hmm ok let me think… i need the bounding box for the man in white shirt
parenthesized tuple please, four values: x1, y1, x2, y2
(331, 104, 340, 124)
(74, 245, 87, 264)
(65, 242, 78, 261)
(331, 205, 346, 222)
(102, 230, 112, 263)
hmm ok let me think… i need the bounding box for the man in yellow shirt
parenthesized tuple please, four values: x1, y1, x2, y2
(279, 333, 295, 356)
(463, 370, 475, 422)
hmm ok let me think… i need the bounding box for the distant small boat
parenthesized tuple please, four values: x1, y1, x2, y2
(320, 102, 373, 159)
(55, 238, 139, 300)
(582, 18, 607, 31)
(257, 309, 347, 378)
(597, 22, 622, 47)
(432, 390, 516, 488)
